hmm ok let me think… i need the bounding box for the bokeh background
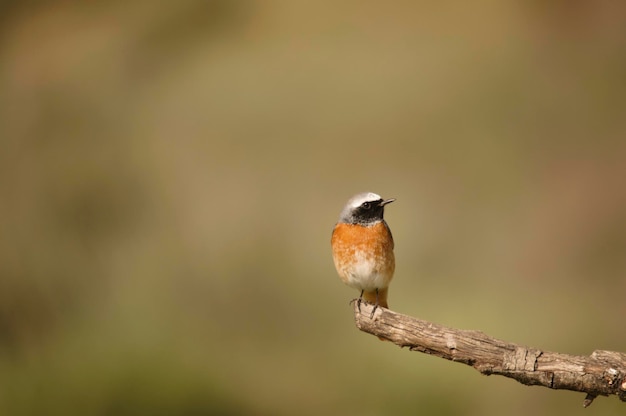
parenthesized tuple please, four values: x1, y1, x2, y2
(1, 1, 625, 415)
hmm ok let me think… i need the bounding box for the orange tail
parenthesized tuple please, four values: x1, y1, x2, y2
(362, 288, 389, 341)
(363, 288, 388, 309)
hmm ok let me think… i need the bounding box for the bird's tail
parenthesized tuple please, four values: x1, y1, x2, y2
(363, 288, 388, 309)
(362, 288, 389, 341)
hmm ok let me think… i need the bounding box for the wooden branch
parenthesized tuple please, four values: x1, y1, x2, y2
(353, 302, 626, 407)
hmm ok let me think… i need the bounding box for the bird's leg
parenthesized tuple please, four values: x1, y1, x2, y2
(357, 289, 364, 312)
(370, 288, 379, 318)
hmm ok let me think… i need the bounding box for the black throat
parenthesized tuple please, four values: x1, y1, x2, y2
(346, 200, 385, 226)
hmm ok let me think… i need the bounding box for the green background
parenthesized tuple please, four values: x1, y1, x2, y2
(1, 1, 625, 415)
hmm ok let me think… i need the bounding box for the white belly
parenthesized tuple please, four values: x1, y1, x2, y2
(343, 251, 387, 291)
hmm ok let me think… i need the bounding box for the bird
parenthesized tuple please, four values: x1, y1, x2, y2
(331, 192, 395, 316)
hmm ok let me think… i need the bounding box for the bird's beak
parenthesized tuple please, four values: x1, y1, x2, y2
(379, 198, 395, 207)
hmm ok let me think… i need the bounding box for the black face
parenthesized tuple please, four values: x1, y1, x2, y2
(349, 199, 386, 225)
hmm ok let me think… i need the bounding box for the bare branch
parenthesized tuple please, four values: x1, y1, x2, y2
(353, 302, 626, 407)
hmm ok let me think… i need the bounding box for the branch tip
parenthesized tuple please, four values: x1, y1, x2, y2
(582, 394, 596, 408)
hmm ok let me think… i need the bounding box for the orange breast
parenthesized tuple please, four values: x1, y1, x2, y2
(330, 221, 395, 291)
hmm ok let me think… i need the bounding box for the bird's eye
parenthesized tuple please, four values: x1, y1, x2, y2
(362, 202, 371, 209)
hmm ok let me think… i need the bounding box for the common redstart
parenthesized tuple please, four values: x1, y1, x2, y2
(331, 192, 395, 315)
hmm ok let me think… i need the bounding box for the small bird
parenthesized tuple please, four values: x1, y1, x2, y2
(331, 192, 395, 314)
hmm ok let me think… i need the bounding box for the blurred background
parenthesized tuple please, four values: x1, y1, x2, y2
(1, 1, 625, 415)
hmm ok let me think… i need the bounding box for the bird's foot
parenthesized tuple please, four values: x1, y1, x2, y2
(369, 303, 379, 319)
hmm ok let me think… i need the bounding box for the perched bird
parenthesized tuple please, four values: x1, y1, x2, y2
(331, 192, 395, 314)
